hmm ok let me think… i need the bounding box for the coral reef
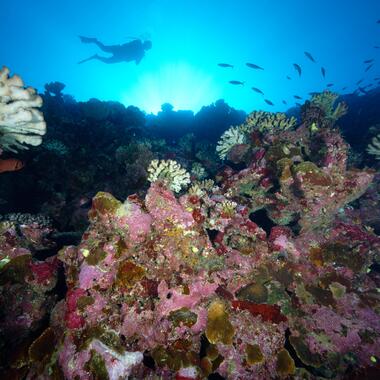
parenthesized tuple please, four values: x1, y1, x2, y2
(0, 66, 46, 152)
(1, 80, 380, 379)
(2, 96, 377, 379)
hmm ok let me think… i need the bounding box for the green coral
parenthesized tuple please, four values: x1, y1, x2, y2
(147, 159, 190, 192)
(310, 91, 347, 123)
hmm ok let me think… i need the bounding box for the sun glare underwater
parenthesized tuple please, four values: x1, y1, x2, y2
(2, 0, 380, 114)
(3, 1, 380, 380)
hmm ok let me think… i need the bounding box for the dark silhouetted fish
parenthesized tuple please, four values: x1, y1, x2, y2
(309, 91, 319, 96)
(246, 63, 264, 70)
(286, 76, 292, 80)
(293, 63, 302, 76)
(365, 64, 373, 72)
(304, 51, 316, 63)
(229, 80, 244, 85)
(377, 20, 380, 24)
(375, 46, 380, 49)
(264, 99, 274, 105)
(356, 78, 364, 85)
(295, 103, 302, 107)
(326, 83, 334, 87)
(251, 87, 264, 95)
(218, 63, 234, 68)
(321, 67, 326, 79)
(358, 87, 368, 94)
(282, 100, 287, 105)
(294, 95, 302, 99)
(364, 59, 374, 64)
(342, 86, 347, 90)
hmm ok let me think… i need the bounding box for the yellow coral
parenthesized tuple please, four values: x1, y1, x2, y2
(245, 111, 296, 133)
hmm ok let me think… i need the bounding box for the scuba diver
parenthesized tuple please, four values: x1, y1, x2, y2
(78, 36, 152, 65)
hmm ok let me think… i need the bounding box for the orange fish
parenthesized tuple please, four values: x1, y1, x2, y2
(0, 158, 25, 173)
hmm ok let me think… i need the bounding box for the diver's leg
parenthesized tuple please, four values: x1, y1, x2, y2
(78, 54, 120, 64)
(79, 36, 119, 54)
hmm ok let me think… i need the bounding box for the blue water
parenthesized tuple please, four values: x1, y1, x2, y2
(1, 0, 380, 113)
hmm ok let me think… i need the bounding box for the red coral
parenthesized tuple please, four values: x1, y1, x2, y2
(231, 300, 287, 324)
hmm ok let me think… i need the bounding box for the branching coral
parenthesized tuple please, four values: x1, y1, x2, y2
(216, 112, 296, 160)
(147, 159, 190, 192)
(367, 134, 380, 160)
(216, 125, 247, 159)
(245, 111, 296, 134)
(310, 91, 347, 123)
(0, 66, 46, 152)
(191, 162, 207, 180)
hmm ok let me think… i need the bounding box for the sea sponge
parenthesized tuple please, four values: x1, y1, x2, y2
(147, 159, 191, 193)
(367, 134, 380, 160)
(0, 66, 46, 152)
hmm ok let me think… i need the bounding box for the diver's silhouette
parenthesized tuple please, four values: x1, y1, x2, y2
(78, 36, 152, 65)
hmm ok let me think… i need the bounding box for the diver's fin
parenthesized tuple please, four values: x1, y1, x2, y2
(78, 54, 98, 64)
(79, 36, 98, 44)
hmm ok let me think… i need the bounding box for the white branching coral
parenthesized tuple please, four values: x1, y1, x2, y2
(367, 134, 380, 160)
(0, 66, 46, 152)
(147, 159, 191, 192)
(216, 125, 247, 160)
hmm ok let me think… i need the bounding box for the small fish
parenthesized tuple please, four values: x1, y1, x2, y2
(309, 91, 319, 96)
(293, 63, 302, 76)
(358, 87, 368, 94)
(321, 67, 326, 79)
(246, 63, 264, 70)
(295, 102, 302, 107)
(377, 20, 380, 24)
(286, 75, 292, 80)
(342, 86, 347, 90)
(364, 59, 374, 64)
(374, 46, 380, 49)
(218, 63, 234, 68)
(326, 83, 334, 87)
(294, 95, 302, 99)
(282, 100, 287, 105)
(365, 64, 373, 72)
(264, 99, 274, 106)
(356, 78, 364, 85)
(0, 158, 24, 173)
(251, 87, 264, 95)
(304, 51, 316, 63)
(229, 80, 244, 85)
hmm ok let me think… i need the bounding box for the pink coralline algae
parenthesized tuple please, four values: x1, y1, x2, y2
(2, 105, 380, 379)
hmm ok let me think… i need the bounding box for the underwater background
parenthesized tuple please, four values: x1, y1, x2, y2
(1, 1, 380, 379)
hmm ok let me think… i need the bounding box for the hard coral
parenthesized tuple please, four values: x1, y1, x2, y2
(0, 66, 46, 152)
